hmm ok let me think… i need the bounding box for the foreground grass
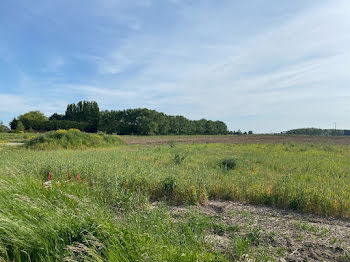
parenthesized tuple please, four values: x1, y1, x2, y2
(1, 142, 350, 260)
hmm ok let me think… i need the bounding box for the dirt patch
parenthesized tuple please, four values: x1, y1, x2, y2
(168, 201, 350, 261)
(122, 135, 350, 146)
(5, 143, 24, 146)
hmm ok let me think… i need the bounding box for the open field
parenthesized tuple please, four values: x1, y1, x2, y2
(1, 135, 350, 261)
(123, 134, 350, 146)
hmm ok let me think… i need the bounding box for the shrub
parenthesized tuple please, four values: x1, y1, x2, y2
(69, 128, 80, 132)
(220, 157, 237, 170)
(162, 176, 177, 198)
(173, 153, 186, 164)
(25, 130, 125, 150)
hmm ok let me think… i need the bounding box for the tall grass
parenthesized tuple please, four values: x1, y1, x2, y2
(3, 142, 350, 216)
(25, 130, 125, 150)
(0, 165, 225, 261)
(1, 142, 350, 260)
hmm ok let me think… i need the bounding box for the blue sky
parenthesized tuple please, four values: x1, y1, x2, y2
(0, 0, 349, 132)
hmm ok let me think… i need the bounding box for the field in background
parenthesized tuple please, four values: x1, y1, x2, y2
(3, 133, 350, 145)
(123, 134, 350, 146)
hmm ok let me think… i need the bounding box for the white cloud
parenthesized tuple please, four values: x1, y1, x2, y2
(84, 0, 349, 132)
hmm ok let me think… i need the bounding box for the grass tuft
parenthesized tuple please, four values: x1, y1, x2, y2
(220, 157, 237, 170)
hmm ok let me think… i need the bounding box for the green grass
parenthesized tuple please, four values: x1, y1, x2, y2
(0, 132, 37, 143)
(1, 142, 350, 260)
(25, 130, 125, 150)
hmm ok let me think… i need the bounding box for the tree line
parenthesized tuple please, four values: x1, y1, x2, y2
(8, 101, 231, 135)
(284, 128, 349, 136)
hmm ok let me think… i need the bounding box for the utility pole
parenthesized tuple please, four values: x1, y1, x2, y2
(334, 122, 337, 131)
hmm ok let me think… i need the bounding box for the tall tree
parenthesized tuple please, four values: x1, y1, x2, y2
(16, 121, 25, 132)
(65, 101, 100, 132)
(18, 111, 47, 122)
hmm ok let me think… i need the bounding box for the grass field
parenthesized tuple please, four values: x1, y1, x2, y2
(1, 135, 350, 260)
(0, 133, 37, 144)
(122, 134, 350, 146)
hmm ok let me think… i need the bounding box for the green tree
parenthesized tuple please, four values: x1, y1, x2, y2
(0, 121, 9, 132)
(65, 101, 100, 132)
(10, 118, 18, 130)
(19, 111, 47, 122)
(49, 113, 65, 121)
(16, 121, 25, 132)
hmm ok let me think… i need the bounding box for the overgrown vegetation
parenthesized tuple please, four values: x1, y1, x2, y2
(4, 142, 350, 216)
(25, 129, 124, 150)
(220, 157, 237, 170)
(1, 140, 350, 260)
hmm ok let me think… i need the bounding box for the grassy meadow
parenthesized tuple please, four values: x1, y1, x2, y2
(0, 133, 37, 144)
(1, 135, 350, 261)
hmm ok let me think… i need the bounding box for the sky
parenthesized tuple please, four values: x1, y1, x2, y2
(0, 0, 349, 133)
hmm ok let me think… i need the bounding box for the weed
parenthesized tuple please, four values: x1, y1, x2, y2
(212, 223, 226, 236)
(162, 176, 177, 198)
(294, 222, 319, 233)
(220, 157, 237, 170)
(232, 237, 251, 260)
(246, 227, 262, 246)
(173, 153, 186, 164)
(167, 140, 176, 148)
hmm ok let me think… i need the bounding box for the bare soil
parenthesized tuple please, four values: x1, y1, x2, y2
(5, 142, 24, 146)
(122, 135, 350, 146)
(168, 201, 350, 261)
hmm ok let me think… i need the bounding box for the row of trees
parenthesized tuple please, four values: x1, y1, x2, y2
(284, 128, 346, 136)
(8, 101, 230, 135)
(99, 109, 228, 135)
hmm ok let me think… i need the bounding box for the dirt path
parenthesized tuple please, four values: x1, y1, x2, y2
(169, 201, 350, 261)
(122, 135, 350, 146)
(5, 142, 24, 146)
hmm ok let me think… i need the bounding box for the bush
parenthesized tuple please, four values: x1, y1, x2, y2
(162, 176, 177, 198)
(173, 153, 186, 164)
(25, 130, 125, 150)
(220, 157, 237, 170)
(68, 128, 80, 132)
